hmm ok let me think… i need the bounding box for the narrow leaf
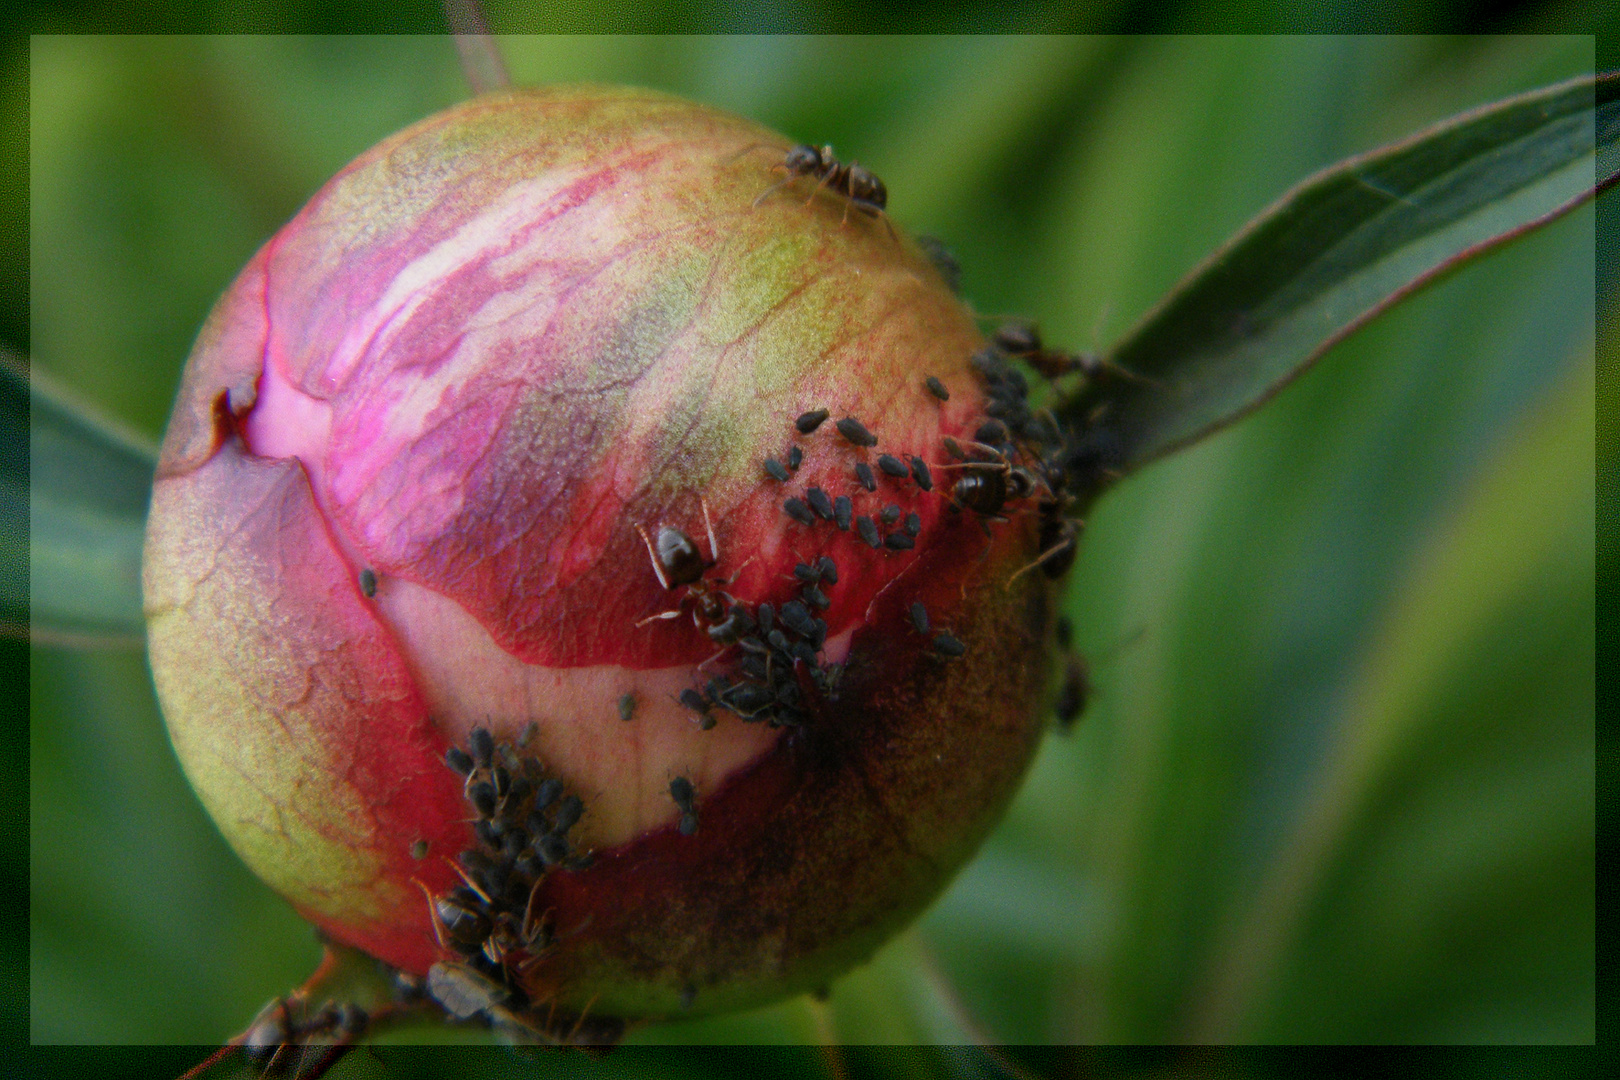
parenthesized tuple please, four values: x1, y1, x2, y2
(2, 351, 157, 646)
(1060, 71, 1616, 475)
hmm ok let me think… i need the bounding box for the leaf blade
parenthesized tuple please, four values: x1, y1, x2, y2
(1062, 71, 1617, 475)
(2, 351, 157, 646)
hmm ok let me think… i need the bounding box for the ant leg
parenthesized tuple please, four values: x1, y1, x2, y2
(636, 524, 672, 590)
(412, 879, 450, 950)
(699, 496, 719, 565)
(635, 609, 683, 628)
(752, 176, 795, 208)
(1004, 533, 1078, 589)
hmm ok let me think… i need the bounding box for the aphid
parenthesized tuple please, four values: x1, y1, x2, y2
(791, 641, 819, 666)
(468, 727, 494, 770)
(816, 555, 838, 584)
(678, 812, 698, 836)
(764, 456, 790, 482)
(794, 561, 821, 585)
(806, 486, 835, 521)
(904, 512, 921, 537)
(833, 494, 853, 531)
(914, 235, 962, 294)
(787, 445, 803, 470)
(783, 497, 815, 527)
(909, 457, 933, 492)
(358, 567, 377, 598)
(877, 453, 909, 478)
(856, 516, 881, 548)
(933, 631, 967, 658)
(975, 419, 1008, 446)
(779, 601, 815, 639)
(536, 832, 569, 866)
(942, 436, 966, 460)
(445, 746, 474, 777)
(854, 461, 877, 492)
(679, 688, 711, 716)
(909, 601, 929, 634)
(411, 839, 429, 860)
(924, 375, 950, 401)
(884, 532, 915, 551)
(802, 585, 830, 610)
(516, 720, 538, 748)
(756, 602, 775, 634)
(533, 777, 562, 812)
(553, 794, 585, 835)
(1055, 653, 1091, 732)
(880, 504, 902, 526)
(427, 961, 509, 1021)
(669, 776, 695, 812)
(467, 781, 497, 819)
(795, 408, 830, 434)
(836, 416, 878, 447)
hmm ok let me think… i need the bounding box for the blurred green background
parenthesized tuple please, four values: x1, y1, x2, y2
(19, 25, 1602, 1060)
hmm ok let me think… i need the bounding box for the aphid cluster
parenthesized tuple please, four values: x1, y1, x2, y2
(422, 725, 600, 1041)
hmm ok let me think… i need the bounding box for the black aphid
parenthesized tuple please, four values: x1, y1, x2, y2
(792, 641, 819, 666)
(934, 631, 967, 658)
(884, 532, 915, 550)
(796, 408, 830, 434)
(925, 375, 950, 401)
(909, 457, 933, 491)
(787, 445, 803, 470)
(445, 746, 474, 776)
(767, 628, 791, 653)
(553, 795, 584, 835)
(764, 457, 790, 482)
(816, 555, 838, 584)
(536, 833, 569, 866)
(975, 419, 1008, 445)
(533, 778, 562, 811)
(909, 601, 930, 633)
(856, 516, 881, 547)
(669, 776, 695, 811)
(904, 512, 921, 537)
(783, 497, 815, 526)
(877, 453, 908, 478)
(833, 494, 853, 531)
(679, 688, 710, 714)
(468, 727, 494, 769)
(794, 562, 820, 585)
(756, 602, 775, 634)
(359, 567, 377, 598)
(806, 486, 835, 521)
(779, 601, 814, 638)
(802, 585, 830, 610)
(468, 781, 497, 819)
(854, 461, 877, 492)
(880, 504, 902, 526)
(942, 436, 966, 460)
(517, 720, 538, 748)
(836, 416, 877, 447)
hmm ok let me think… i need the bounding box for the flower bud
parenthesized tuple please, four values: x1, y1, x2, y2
(144, 86, 1060, 1030)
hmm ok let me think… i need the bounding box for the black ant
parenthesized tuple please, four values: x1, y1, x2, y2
(749, 143, 896, 238)
(992, 320, 1157, 388)
(635, 498, 748, 631)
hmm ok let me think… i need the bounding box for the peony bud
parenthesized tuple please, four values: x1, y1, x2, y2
(144, 85, 1063, 1034)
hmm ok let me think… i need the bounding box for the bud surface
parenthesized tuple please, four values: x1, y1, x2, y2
(144, 86, 1058, 1025)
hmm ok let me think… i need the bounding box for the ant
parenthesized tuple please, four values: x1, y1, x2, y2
(992, 321, 1157, 388)
(748, 143, 897, 238)
(635, 498, 749, 631)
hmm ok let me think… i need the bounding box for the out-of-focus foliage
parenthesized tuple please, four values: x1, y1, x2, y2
(22, 28, 1599, 1059)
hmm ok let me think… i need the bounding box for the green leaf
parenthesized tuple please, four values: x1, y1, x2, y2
(4, 351, 156, 646)
(1060, 70, 1617, 476)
